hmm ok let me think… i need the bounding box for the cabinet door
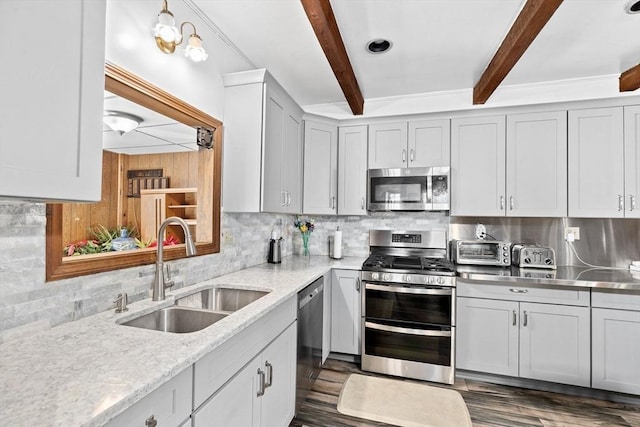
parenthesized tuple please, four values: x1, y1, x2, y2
(193, 357, 261, 427)
(262, 86, 286, 213)
(456, 297, 519, 376)
(260, 323, 297, 427)
(506, 111, 567, 217)
(0, 0, 105, 201)
(624, 105, 640, 218)
(408, 119, 450, 167)
(519, 303, 590, 387)
(592, 308, 640, 395)
(303, 121, 338, 215)
(140, 193, 166, 243)
(338, 125, 368, 215)
(331, 270, 362, 355)
(568, 107, 625, 217)
(368, 123, 408, 168)
(283, 111, 303, 213)
(451, 116, 506, 216)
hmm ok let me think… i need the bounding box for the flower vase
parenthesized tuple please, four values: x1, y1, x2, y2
(301, 232, 310, 261)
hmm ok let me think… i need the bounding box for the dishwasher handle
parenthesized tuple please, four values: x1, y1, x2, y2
(298, 281, 324, 310)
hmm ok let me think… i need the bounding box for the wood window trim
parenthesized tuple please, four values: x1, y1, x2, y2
(45, 62, 222, 282)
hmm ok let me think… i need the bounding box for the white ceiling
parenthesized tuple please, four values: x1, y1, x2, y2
(188, 0, 640, 110)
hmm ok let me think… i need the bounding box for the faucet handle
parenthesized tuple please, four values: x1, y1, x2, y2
(163, 264, 175, 289)
(113, 293, 128, 313)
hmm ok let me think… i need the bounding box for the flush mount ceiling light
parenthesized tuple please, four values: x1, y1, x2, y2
(627, 0, 640, 13)
(103, 111, 143, 136)
(153, 0, 208, 62)
(366, 39, 392, 54)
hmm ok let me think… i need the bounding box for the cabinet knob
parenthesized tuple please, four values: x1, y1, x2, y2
(145, 415, 158, 427)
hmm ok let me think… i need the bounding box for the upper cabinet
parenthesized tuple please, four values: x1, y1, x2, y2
(368, 120, 449, 169)
(624, 105, 640, 218)
(223, 70, 303, 213)
(568, 107, 627, 218)
(303, 121, 338, 215)
(452, 112, 567, 217)
(338, 125, 368, 215)
(0, 0, 106, 201)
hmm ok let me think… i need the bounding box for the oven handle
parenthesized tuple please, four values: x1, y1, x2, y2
(365, 321, 451, 337)
(365, 283, 452, 296)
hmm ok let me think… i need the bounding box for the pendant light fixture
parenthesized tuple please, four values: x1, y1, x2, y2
(153, 0, 208, 62)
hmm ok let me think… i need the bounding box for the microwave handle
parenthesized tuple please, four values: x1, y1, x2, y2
(365, 283, 452, 296)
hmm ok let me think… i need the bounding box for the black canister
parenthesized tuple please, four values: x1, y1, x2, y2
(268, 238, 282, 263)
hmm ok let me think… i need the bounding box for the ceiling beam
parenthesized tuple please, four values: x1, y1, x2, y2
(301, 0, 364, 115)
(473, 0, 564, 105)
(620, 63, 640, 92)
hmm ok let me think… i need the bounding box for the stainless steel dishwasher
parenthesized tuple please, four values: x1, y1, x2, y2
(296, 277, 324, 412)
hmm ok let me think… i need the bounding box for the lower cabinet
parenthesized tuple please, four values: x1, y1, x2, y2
(591, 290, 640, 395)
(457, 285, 591, 387)
(193, 322, 297, 427)
(330, 269, 361, 355)
(105, 366, 193, 427)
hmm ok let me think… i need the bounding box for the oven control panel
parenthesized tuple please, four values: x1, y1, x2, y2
(362, 271, 455, 287)
(391, 233, 421, 243)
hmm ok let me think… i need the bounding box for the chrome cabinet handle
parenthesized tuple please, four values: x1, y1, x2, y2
(630, 195, 636, 211)
(402, 149, 407, 163)
(361, 197, 365, 210)
(500, 196, 505, 210)
(257, 369, 266, 396)
(265, 361, 273, 388)
(618, 195, 624, 211)
(331, 196, 336, 209)
(145, 415, 158, 427)
(509, 288, 528, 293)
(286, 191, 291, 207)
(281, 190, 286, 207)
(509, 196, 514, 210)
(410, 149, 415, 162)
(356, 277, 361, 292)
(523, 310, 528, 327)
(512, 310, 517, 326)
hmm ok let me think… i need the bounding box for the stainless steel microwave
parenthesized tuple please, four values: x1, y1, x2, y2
(367, 167, 450, 211)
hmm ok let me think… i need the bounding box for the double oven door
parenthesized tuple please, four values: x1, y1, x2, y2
(361, 278, 456, 384)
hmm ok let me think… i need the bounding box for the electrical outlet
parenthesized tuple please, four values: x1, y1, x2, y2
(223, 232, 234, 244)
(565, 227, 580, 241)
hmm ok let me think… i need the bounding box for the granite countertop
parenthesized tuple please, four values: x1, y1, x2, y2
(0, 256, 364, 427)
(457, 265, 640, 291)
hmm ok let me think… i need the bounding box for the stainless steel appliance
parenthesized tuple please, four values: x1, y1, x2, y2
(452, 239, 511, 266)
(361, 230, 457, 384)
(296, 277, 323, 412)
(367, 167, 449, 211)
(512, 244, 556, 269)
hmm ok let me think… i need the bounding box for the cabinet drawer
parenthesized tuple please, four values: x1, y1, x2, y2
(592, 289, 640, 311)
(193, 296, 296, 409)
(105, 366, 192, 427)
(457, 280, 589, 306)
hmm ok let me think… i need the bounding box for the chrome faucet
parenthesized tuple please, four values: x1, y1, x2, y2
(152, 216, 197, 301)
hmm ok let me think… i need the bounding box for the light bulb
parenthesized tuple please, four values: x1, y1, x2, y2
(184, 34, 208, 62)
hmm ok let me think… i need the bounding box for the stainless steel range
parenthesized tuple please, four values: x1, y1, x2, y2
(361, 229, 457, 384)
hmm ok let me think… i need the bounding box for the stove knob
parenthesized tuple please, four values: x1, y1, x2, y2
(383, 273, 391, 282)
(437, 277, 445, 284)
(371, 272, 379, 281)
(405, 274, 412, 283)
(427, 277, 435, 284)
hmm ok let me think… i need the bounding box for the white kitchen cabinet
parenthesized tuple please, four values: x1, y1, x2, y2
(452, 112, 567, 217)
(330, 269, 361, 355)
(591, 290, 640, 395)
(193, 322, 297, 427)
(338, 125, 368, 215)
(368, 120, 450, 169)
(303, 121, 338, 215)
(457, 282, 591, 388)
(0, 0, 106, 202)
(222, 69, 303, 213)
(105, 367, 192, 427)
(624, 105, 640, 218)
(568, 107, 625, 217)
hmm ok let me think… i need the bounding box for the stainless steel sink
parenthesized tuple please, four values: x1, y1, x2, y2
(176, 287, 269, 313)
(121, 306, 228, 333)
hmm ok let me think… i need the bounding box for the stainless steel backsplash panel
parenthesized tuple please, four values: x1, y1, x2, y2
(449, 218, 640, 267)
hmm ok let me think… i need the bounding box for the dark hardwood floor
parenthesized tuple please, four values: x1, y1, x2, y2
(291, 359, 640, 427)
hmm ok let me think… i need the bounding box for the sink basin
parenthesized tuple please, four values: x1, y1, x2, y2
(176, 287, 269, 312)
(121, 306, 228, 333)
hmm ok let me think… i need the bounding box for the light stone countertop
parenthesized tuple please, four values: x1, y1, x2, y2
(0, 255, 364, 427)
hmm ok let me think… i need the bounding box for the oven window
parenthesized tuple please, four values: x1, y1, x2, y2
(364, 320, 452, 366)
(458, 243, 499, 259)
(365, 285, 452, 326)
(369, 176, 428, 204)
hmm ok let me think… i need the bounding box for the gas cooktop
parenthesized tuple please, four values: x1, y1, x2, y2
(362, 254, 456, 276)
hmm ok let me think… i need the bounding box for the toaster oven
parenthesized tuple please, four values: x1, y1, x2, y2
(452, 240, 511, 266)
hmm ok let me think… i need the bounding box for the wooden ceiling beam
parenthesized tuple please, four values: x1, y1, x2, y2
(301, 0, 364, 115)
(473, 0, 564, 105)
(620, 63, 640, 92)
